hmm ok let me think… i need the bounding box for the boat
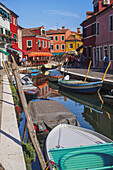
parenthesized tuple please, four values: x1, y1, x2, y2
(44, 124, 113, 170)
(103, 94, 113, 106)
(41, 63, 59, 71)
(58, 78, 103, 94)
(20, 74, 33, 85)
(28, 69, 39, 77)
(12, 74, 33, 86)
(23, 85, 40, 101)
(49, 70, 63, 82)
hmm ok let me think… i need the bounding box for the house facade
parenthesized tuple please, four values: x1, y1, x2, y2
(46, 26, 72, 56)
(66, 29, 83, 54)
(22, 26, 52, 65)
(0, 3, 12, 67)
(81, 0, 113, 70)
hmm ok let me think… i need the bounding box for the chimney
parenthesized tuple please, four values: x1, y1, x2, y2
(77, 28, 81, 33)
(62, 26, 65, 30)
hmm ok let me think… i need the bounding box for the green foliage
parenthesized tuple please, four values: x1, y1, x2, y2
(10, 85, 19, 105)
(10, 84, 20, 125)
(22, 142, 36, 170)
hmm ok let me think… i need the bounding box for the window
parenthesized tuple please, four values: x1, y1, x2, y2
(56, 45, 59, 50)
(48, 41, 50, 48)
(92, 23, 96, 35)
(110, 15, 113, 31)
(14, 34, 17, 42)
(42, 40, 44, 47)
(97, 23, 99, 35)
(0, 27, 3, 34)
(104, 46, 107, 56)
(84, 47, 87, 57)
(99, 47, 102, 60)
(77, 43, 79, 48)
(61, 35, 64, 41)
(62, 44, 65, 50)
(83, 28, 87, 38)
(27, 40, 32, 47)
(51, 45, 53, 50)
(42, 29, 45, 35)
(38, 39, 41, 47)
(50, 36, 53, 40)
(110, 45, 113, 61)
(45, 41, 47, 48)
(13, 17, 17, 25)
(89, 46, 92, 58)
(55, 36, 58, 41)
(69, 43, 73, 49)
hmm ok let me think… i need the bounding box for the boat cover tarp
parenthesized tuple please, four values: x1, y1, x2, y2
(49, 70, 62, 76)
(28, 99, 79, 132)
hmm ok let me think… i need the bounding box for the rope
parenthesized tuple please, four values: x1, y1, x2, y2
(45, 160, 57, 170)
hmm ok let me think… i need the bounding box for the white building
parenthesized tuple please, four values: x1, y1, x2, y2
(0, 3, 12, 67)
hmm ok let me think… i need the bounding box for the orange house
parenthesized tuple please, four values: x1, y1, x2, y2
(46, 26, 71, 56)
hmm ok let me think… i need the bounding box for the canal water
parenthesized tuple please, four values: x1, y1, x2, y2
(19, 73, 113, 169)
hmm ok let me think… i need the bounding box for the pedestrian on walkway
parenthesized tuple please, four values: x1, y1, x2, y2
(22, 57, 25, 67)
(103, 54, 108, 72)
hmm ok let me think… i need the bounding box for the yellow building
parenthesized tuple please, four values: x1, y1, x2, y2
(66, 29, 83, 54)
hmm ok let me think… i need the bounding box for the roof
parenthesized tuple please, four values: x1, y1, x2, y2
(22, 29, 37, 37)
(81, 3, 113, 26)
(66, 35, 82, 41)
(46, 28, 69, 35)
(0, 2, 19, 17)
(28, 26, 42, 31)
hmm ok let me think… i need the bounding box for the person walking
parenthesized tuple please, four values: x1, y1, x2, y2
(22, 57, 25, 67)
(103, 54, 108, 72)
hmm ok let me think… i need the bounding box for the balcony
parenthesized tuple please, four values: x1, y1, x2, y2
(0, 34, 14, 44)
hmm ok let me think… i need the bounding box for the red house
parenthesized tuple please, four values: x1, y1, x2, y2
(10, 10, 18, 48)
(22, 26, 52, 65)
(81, 0, 113, 69)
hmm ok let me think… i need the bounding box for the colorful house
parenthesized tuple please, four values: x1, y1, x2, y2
(66, 28, 83, 55)
(22, 26, 52, 65)
(0, 2, 12, 67)
(81, 0, 113, 69)
(46, 26, 71, 56)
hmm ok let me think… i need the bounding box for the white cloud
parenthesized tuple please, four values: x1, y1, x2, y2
(43, 10, 79, 18)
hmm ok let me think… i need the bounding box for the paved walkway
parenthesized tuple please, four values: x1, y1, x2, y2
(0, 69, 26, 170)
(66, 68, 113, 81)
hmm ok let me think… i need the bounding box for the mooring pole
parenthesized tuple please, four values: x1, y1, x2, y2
(2, 61, 13, 86)
(12, 63, 46, 170)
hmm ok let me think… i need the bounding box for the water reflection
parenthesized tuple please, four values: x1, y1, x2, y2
(48, 81, 113, 140)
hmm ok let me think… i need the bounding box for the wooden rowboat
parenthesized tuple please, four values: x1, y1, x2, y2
(58, 79, 103, 94)
(23, 85, 40, 101)
(44, 124, 113, 170)
(49, 70, 63, 82)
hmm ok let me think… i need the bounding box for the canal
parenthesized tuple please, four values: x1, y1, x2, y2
(19, 72, 113, 169)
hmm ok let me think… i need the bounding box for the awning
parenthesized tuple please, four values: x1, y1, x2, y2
(7, 47, 21, 54)
(66, 51, 77, 55)
(0, 49, 9, 55)
(28, 52, 53, 57)
(76, 45, 83, 52)
(52, 53, 64, 56)
(12, 47, 27, 53)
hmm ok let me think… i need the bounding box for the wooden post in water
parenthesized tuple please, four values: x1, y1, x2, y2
(84, 60, 92, 82)
(2, 61, 14, 86)
(102, 62, 111, 82)
(12, 63, 46, 170)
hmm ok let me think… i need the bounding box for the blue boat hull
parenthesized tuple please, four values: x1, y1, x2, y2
(58, 80, 103, 94)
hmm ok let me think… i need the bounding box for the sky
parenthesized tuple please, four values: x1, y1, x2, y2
(1, 0, 93, 32)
